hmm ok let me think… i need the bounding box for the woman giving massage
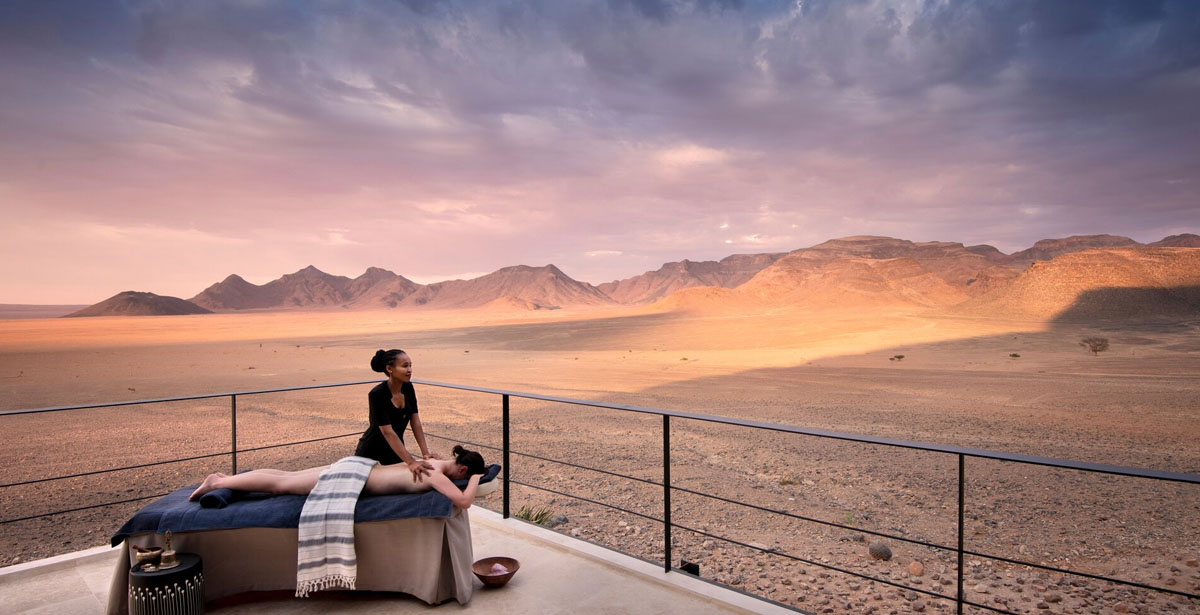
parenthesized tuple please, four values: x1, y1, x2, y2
(188, 445, 488, 509)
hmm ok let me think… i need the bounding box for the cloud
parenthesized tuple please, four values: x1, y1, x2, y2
(0, 0, 1197, 301)
(653, 144, 731, 168)
(77, 222, 251, 246)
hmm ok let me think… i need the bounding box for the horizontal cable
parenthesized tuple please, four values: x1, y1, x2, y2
(424, 433, 501, 454)
(671, 484, 953, 552)
(234, 432, 358, 454)
(670, 521, 955, 603)
(0, 380, 378, 416)
(510, 478, 1006, 611)
(511, 449, 660, 487)
(429, 430, 661, 487)
(6, 379, 1197, 484)
(962, 548, 1200, 600)
(509, 479, 664, 525)
(1, 492, 168, 525)
(414, 380, 1199, 484)
(0, 432, 360, 489)
(0, 451, 231, 489)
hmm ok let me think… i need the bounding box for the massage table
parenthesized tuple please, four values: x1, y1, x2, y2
(106, 465, 500, 614)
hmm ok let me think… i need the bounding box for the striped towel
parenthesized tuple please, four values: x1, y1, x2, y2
(295, 456, 378, 597)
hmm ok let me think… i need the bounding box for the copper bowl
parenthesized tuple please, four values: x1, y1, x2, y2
(472, 556, 519, 588)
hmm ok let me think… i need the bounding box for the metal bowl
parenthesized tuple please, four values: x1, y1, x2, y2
(133, 546, 162, 566)
(472, 556, 519, 588)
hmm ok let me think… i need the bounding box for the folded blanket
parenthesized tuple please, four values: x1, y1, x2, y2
(110, 463, 502, 546)
(198, 488, 272, 509)
(295, 456, 377, 597)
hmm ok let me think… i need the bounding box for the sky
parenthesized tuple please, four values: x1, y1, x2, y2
(2, 0, 1198, 304)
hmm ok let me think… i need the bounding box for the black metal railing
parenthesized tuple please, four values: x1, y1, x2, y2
(3, 378, 1197, 615)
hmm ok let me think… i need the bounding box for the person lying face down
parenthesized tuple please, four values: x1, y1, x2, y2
(188, 445, 488, 509)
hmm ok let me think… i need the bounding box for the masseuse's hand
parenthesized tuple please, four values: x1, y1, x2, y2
(423, 450, 443, 460)
(408, 460, 434, 482)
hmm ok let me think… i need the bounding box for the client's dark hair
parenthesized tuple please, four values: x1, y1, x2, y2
(452, 445, 486, 476)
(370, 349, 406, 373)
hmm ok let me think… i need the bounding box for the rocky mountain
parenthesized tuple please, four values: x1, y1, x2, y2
(956, 247, 1200, 321)
(1148, 233, 1200, 247)
(1005, 234, 1139, 265)
(397, 265, 614, 310)
(597, 253, 785, 304)
(346, 268, 422, 309)
(651, 236, 1199, 319)
(64, 291, 211, 317)
(190, 266, 394, 310)
(346, 267, 401, 297)
(186, 264, 608, 312)
(74, 231, 1195, 317)
(800, 236, 1021, 295)
(734, 253, 971, 309)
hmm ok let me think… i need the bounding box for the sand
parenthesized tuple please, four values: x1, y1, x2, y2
(1, 305, 1197, 612)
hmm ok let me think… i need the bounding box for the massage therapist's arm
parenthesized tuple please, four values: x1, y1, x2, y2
(408, 413, 440, 459)
(378, 423, 431, 481)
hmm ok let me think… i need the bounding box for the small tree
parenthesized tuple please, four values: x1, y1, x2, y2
(1080, 337, 1109, 356)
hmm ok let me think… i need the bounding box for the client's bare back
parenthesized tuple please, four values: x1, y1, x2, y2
(363, 463, 444, 496)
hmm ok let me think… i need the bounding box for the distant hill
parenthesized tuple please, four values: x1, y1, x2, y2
(956, 247, 1200, 321)
(1148, 233, 1200, 247)
(398, 265, 614, 310)
(650, 237, 1200, 319)
(735, 254, 970, 309)
(347, 268, 422, 309)
(597, 253, 785, 304)
(65, 291, 212, 317)
(794, 236, 1020, 295)
(67, 231, 1196, 317)
(480, 296, 563, 311)
(1005, 234, 1139, 265)
(187, 264, 608, 312)
(191, 266, 395, 310)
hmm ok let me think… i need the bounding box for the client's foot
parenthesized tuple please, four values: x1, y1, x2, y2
(189, 473, 222, 501)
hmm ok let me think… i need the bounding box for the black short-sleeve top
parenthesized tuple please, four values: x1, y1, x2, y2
(354, 381, 419, 465)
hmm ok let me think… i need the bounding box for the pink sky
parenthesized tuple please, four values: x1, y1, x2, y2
(2, 1, 1198, 303)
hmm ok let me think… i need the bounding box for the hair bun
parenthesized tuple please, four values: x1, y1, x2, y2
(452, 444, 465, 456)
(370, 349, 388, 373)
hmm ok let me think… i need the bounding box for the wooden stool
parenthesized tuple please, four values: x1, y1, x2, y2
(128, 553, 204, 615)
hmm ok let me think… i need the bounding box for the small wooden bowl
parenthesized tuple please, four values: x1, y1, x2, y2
(472, 556, 519, 588)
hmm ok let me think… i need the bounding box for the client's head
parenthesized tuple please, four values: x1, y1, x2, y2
(450, 445, 486, 479)
(370, 349, 411, 380)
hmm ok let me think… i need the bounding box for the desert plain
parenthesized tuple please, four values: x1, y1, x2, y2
(1, 301, 1197, 614)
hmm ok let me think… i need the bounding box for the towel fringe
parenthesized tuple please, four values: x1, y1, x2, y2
(295, 574, 358, 597)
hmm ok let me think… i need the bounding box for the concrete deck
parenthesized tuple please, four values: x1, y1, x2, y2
(0, 508, 797, 615)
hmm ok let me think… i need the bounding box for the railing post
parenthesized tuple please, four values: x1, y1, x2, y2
(503, 394, 510, 519)
(957, 453, 965, 615)
(663, 414, 671, 573)
(230, 394, 238, 474)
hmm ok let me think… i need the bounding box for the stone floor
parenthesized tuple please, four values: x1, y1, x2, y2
(0, 508, 799, 615)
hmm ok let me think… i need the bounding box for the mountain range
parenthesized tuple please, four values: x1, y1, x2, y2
(69, 233, 1200, 321)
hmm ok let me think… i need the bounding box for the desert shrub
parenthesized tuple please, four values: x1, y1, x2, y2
(889, 354, 905, 361)
(1080, 337, 1109, 356)
(1010, 353, 1020, 358)
(515, 504, 555, 526)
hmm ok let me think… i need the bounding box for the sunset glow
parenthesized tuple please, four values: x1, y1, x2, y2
(2, 1, 1198, 303)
